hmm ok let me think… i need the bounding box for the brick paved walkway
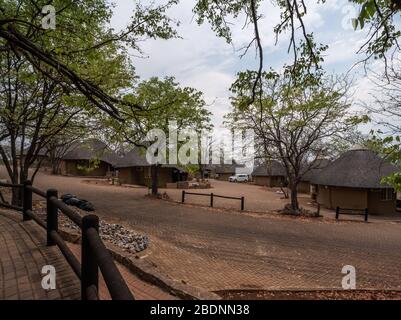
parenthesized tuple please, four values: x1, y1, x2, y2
(26, 172, 401, 292)
(0, 209, 177, 300)
(0, 210, 80, 300)
(5, 170, 401, 294)
(66, 243, 177, 300)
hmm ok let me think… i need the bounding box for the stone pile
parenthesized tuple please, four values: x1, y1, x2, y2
(36, 207, 149, 254)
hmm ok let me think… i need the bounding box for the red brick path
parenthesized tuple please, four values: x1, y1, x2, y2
(67, 243, 177, 300)
(0, 209, 177, 300)
(0, 210, 80, 300)
(8, 171, 401, 292)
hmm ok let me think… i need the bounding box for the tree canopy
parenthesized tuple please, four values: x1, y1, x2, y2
(1, 0, 401, 200)
(0, 0, 179, 119)
(226, 63, 363, 212)
(1, 1, 400, 117)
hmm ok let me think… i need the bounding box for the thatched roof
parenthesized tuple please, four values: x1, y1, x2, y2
(214, 161, 245, 174)
(252, 160, 286, 177)
(4, 145, 52, 158)
(301, 159, 331, 182)
(215, 165, 237, 174)
(311, 149, 399, 189)
(115, 147, 149, 168)
(63, 139, 119, 166)
(115, 147, 187, 172)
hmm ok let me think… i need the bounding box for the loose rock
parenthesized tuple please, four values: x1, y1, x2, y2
(36, 206, 149, 254)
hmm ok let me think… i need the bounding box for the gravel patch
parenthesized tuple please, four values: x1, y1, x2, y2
(99, 221, 149, 253)
(34, 202, 149, 254)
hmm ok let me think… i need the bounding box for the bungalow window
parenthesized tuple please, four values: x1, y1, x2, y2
(381, 189, 395, 201)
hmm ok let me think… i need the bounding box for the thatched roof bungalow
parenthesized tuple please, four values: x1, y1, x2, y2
(61, 139, 119, 177)
(252, 161, 287, 187)
(213, 161, 246, 180)
(115, 147, 188, 187)
(311, 148, 400, 215)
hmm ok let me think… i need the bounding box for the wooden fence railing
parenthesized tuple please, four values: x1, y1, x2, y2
(0, 180, 134, 300)
(181, 190, 245, 211)
(336, 206, 368, 222)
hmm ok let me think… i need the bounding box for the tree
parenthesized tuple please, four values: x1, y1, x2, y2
(1, 0, 400, 120)
(323, 129, 372, 159)
(0, 0, 179, 119)
(362, 59, 401, 190)
(45, 123, 89, 175)
(226, 64, 361, 213)
(0, 0, 134, 204)
(193, 0, 401, 109)
(197, 134, 215, 179)
(351, 0, 401, 71)
(195, 1, 401, 66)
(0, 52, 80, 204)
(107, 77, 212, 195)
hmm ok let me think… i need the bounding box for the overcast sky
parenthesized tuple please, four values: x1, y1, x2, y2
(110, 0, 384, 132)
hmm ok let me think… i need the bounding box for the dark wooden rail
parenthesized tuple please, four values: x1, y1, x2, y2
(336, 206, 368, 222)
(182, 190, 245, 211)
(0, 180, 134, 300)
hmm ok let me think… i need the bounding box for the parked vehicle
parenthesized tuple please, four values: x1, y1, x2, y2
(229, 174, 249, 182)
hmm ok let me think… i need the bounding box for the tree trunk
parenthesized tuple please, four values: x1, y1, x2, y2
(51, 158, 61, 175)
(290, 185, 299, 212)
(151, 164, 160, 196)
(52, 162, 58, 175)
(10, 166, 20, 206)
(11, 187, 22, 206)
(200, 165, 204, 180)
(280, 186, 289, 199)
(11, 170, 28, 206)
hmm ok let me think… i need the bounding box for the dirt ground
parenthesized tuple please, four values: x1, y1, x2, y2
(216, 290, 401, 300)
(163, 179, 321, 213)
(2, 168, 401, 293)
(162, 179, 401, 222)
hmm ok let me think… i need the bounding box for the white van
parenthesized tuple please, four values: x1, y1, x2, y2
(228, 174, 249, 183)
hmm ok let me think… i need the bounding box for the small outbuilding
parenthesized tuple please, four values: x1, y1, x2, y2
(61, 139, 118, 177)
(115, 147, 188, 188)
(252, 161, 287, 187)
(311, 148, 400, 216)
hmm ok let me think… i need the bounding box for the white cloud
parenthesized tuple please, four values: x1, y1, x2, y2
(110, 0, 393, 134)
(111, 0, 239, 130)
(181, 70, 235, 129)
(324, 33, 366, 66)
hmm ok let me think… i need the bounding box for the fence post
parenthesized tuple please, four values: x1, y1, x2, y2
(335, 207, 340, 220)
(82, 215, 99, 300)
(23, 180, 32, 221)
(46, 189, 58, 246)
(182, 190, 185, 203)
(210, 193, 214, 207)
(317, 203, 321, 216)
(241, 197, 245, 211)
(364, 208, 368, 222)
